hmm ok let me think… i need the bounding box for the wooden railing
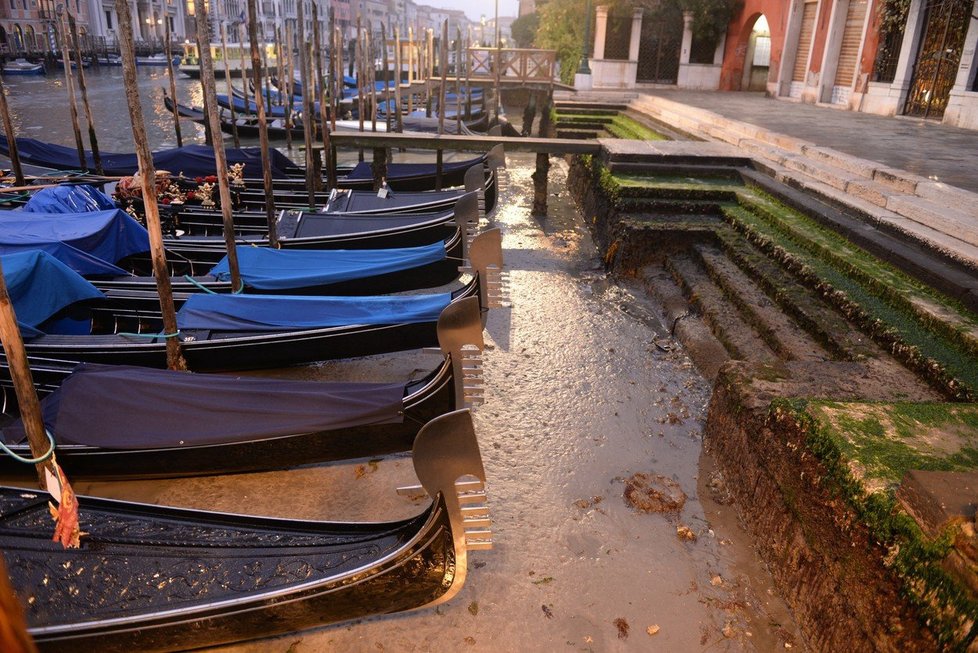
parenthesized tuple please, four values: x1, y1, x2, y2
(466, 47, 557, 84)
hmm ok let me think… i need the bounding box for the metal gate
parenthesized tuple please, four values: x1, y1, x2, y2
(904, 0, 972, 119)
(636, 5, 682, 84)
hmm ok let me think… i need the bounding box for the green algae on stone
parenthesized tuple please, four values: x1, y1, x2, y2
(768, 399, 978, 648)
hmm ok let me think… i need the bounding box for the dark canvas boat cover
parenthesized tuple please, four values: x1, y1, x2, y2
(209, 242, 446, 290)
(21, 184, 116, 213)
(2, 363, 404, 448)
(176, 292, 452, 331)
(344, 155, 483, 181)
(0, 251, 103, 338)
(293, 211, 453, 238)
(0, 209, 149, 275)
(0, 136, 303, 178)
(325, 188, 464, 213)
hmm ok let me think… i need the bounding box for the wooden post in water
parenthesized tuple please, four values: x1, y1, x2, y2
(296, 0, 315, 208)
(0, 256, 81, 548)
(366, 25, 376, 133)
(436, 20, 447, 190)
(455, 28, 462, 134)
(274, 27, 283, 107)
(195, 19, 214, 145)
(114, 0, 186, 370)
(164, 17, 183, 147)
(284, 22, 295, 150)
(332, 26, 340, 130)
(355, 16, 364, 133)
(247, 0, 277, 245)
(0, 76, 25, 185)
(393, 26, 403, 133)
(532, 94, 553, 217)
(425, 28, 433, 117)
(237, 25, 250, 123)
(465, 30, 472, 121)
(57, 12, 86, 170)
(382, 23, 391, 133)
(220, 23, 240, 149)
(406, 27, 414, 115)
(68, 11, 101, 175)
(312, 1, 329, 191)
(195, 0, 243, 292)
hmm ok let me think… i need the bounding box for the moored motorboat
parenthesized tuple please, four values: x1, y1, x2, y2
(0, 408, 492, 652)
(1, 58, 44, 75)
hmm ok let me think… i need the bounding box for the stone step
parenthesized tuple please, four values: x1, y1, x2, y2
(693, 243, 831, 363)
(885, 196, 978, 248)
(638, 265, 731, 381)
(666, 254, 779, 363)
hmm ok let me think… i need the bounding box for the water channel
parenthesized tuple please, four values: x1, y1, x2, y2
(1, 71, 804, 650)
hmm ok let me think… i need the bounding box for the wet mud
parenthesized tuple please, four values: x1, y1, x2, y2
(15, 154, 804, 651)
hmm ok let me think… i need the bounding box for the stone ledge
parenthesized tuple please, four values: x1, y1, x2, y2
(886, 196, 978, 248)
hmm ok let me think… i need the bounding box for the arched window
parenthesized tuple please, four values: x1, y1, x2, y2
(25, 25, 35, 52)
(0, 26, 7, 53)
(12, 24, 23, 52)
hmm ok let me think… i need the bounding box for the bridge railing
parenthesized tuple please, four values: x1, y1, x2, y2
(465, 47, 557, 84)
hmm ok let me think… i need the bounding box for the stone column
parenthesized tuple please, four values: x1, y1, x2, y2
(951, 0, 978, 91)
(628, 8, 643, 61)
(890, 0, 926, 96)
(593, 5, 608, 60)
(680, 10, 694, 64)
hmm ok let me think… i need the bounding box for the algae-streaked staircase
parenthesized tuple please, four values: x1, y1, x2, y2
(570, 151, 978, 652)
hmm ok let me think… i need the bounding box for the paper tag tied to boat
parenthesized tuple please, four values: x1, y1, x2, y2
(44, 466, 62, 502)
(377, 186, 389, 199)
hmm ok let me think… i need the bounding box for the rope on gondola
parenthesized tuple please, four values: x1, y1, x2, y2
(183, 275, 219, 294)
(0, 429, 55, 464)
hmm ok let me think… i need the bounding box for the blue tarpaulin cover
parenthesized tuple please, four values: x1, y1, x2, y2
(209, 242, 446, 290)
(0, 250, 103, 338)
(0, 136, 303, 178)
(0, 209, 149, 275)
(21, 184, 116, 213)
(176, 292, 452, 331)
(2, 363, 405, 448)
(344, 155, 483, 181)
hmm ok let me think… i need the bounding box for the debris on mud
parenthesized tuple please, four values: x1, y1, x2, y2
(542, 604, 554, 619)
(573, 496, 604, 510)
(677, 525, 697, 541)
(614, 617, 629, 640)
(467, 601, 479, 616)
(647, 624, 661, 636)
(623, 473, 687, 513)
(707, 470, 735, 505)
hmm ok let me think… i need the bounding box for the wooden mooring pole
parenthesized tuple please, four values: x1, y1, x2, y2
(312, 0, 327, 193)
(115, 0, 187, 371)
(531, 92, 553, 217)
(68, 11, 101, 175)
(0, 75, 25, 185)
(436, 20, 447, 191)
(195, 0, 242, 291)
(246, 0, 277, 245)
(57, 12, 86, 170)
(237, 24, 250, 127)
(220, 23, 240, 149)
(297, 0, 315, 208)
(164, 17, 183, 147)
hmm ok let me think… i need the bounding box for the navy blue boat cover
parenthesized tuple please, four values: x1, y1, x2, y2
(209, 242, 445, 290)
(0, 209, 148, 275)
(293, 211, 453, 238)
(0, 251, 103, 338)
(21, 184, 116, 213)
(344, 155, 483, 181)
(0, 136, 303, 178)
(176, 292, 452, 331)
(2, 363, 405, 448)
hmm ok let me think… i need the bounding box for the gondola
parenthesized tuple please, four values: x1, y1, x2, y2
(0, 408, 492, 652)
(0, 296, 484, 478)
(0, 202, 484, 295)
(2, 241, 500, 371)
(0, 134, 504, 193)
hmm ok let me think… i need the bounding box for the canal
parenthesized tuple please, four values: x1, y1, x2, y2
(0, 73, 805, 649)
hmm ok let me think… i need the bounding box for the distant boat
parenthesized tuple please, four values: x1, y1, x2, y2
(2, 58, 44, 75)
(179, 41, 277, 78)
(135, 53, 180, 66)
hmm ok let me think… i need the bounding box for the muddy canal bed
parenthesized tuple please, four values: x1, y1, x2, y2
(49, 155, 799, 651)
